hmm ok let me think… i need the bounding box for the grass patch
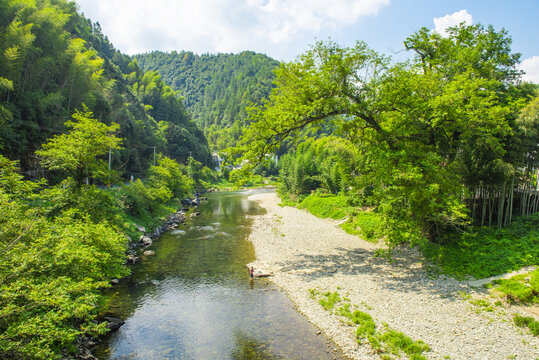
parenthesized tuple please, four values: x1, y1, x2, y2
(421, 214, 539, 279)
(311, 288, 429, 359)
(493, 268, 539, 304)
(297, 194, 352, 219)
(469, 298, 496, 313)
(292, 193, 383, 241)
(341, 211, 383, 242)
(377, 329, 430, 359)
(514, 314, 539, 336)
(318, 291, 341, 311)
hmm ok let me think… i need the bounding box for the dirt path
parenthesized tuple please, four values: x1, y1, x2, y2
(247, 192, 539, 360)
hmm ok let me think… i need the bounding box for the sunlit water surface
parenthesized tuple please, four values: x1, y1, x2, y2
(96, 191, 347, 360)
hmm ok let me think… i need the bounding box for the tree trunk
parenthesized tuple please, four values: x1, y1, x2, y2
(471, 186, 476, 224)
(481, 187, 487, 227)
(488, 188, 494, 227)
(498, 181, 506, 228)
(508, 176, 514, 226)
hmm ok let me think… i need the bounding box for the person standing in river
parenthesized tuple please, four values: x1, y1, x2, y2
(249, 266, 254, 279)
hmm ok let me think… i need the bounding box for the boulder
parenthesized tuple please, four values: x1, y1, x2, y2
(78, 348, 98, 360)
(139, 236, 152, 246)
(136, 224, 146, 233)
(103, 317, 125, 331)
(126, 254, 139, 264)
(110, 278, 120, 285)
(143, 250, 155, 256)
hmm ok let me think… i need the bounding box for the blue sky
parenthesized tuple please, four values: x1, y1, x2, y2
(75, 0, 539, 82)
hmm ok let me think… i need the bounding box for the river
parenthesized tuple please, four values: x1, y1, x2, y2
(95, 190, 347, 360)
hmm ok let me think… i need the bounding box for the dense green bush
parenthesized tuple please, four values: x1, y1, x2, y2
(0, 157, 129, 359)
(421, 214, 539, 279)
(279, 136, 359, 197)
(0, 123, 208, 358)
(493, 268, 539, 303)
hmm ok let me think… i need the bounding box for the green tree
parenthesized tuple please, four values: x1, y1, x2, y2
(36, 110, 122, 186)
(237, 24, 525, 243)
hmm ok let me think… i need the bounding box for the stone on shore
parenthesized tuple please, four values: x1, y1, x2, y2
(103, 317, 125, 331)
(126, 254, 139, 264)
(246, 261, 274, 277)
(139, 236, 152, 246)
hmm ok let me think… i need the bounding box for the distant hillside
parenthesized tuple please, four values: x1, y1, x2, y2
(134, 51, 279, 150)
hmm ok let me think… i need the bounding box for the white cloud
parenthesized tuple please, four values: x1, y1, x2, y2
(433, 9, 472, 37)
(74, 0, 390, 59)
(520, 56, 539, 84)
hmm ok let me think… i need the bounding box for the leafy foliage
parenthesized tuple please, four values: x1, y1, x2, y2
(421, 214, 539, 279)
(36, 110, 122, 185)
(236, 24, 538, 247)
(0, 0, 211, 177)
(0, 156, 128, 359)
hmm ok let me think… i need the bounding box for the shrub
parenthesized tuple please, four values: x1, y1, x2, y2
(513, 314, 539, 336)
(494, 270, 539, 304)
(421, 217, 539, 279)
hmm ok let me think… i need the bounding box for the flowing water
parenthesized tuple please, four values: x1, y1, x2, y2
(96, 191, 347, 360)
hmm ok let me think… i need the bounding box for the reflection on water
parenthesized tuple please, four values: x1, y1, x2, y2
(96, 191, 346, 360)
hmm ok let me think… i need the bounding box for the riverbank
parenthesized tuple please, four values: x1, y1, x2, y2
(247, 192, 539, 360)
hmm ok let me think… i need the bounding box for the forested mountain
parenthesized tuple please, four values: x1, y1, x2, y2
(134, 51, 279, 150)
(0, 0, 211, 178)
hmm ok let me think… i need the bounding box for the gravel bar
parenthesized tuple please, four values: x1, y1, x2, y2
(247, 192, 539, 360)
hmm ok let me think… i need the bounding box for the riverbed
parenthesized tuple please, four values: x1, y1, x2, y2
(95, 191, 347, 360)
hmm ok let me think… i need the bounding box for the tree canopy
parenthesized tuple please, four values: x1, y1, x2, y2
(236, 24, 537, 243)
(135, 50, 279, 151)
(0, 0, 211, 178)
